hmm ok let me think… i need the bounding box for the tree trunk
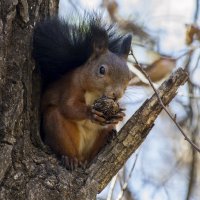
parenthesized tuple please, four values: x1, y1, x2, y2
(0, 1, 188, 200)
(0, 1, 77, 199)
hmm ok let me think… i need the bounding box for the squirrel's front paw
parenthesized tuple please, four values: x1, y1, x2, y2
(90, 108, 125, 126)
(90, 108, 107, 125)
(107, 109, 126, 124)
(115, 108, 126, 120)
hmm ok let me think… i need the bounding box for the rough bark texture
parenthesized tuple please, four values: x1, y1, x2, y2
(86, 68, 188, 192)
(0, 1, 188, 199)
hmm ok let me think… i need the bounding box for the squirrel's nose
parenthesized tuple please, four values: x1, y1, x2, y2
(115, 91, 123, 100)
(107, 90, 123, 100)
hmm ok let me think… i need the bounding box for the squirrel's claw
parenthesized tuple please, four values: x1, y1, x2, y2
(61, 156, 79, 170)
(107, 129, 117, 143)
(92, 114, 107, 125)
(106, 119, 119, 124)
(105, 110, 125, 125)
(79, 160, 88, 169)
(90, 108, 125, 125)
(115, 111, 125, 118)
(61, 156, 88, 170)
(91, 109, 107, 125)
(111, 110, 125, 121)
(91, 109, 104, 116)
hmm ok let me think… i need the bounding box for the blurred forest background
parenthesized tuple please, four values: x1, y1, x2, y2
(59, 0, 200, 200)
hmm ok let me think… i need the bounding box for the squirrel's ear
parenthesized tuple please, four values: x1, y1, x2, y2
(91, 30, 108, 58)
(119, 34, 132, 59)
(92, 37, 108, 56)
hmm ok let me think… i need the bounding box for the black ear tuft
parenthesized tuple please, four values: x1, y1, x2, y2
(33, 12, 133, 89)
(92, 28, 108, 56)
(119, 34, 132, 59)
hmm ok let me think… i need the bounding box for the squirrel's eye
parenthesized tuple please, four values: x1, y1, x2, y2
(99, 66, 106, 75)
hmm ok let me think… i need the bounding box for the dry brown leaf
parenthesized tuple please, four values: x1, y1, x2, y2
(185, 24, 200, 45)
(129, 57, 176, 86)
(102, 0, 150, 40)
(146, 58, 176, 82)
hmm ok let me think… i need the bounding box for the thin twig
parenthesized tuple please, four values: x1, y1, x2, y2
(178, 93, 200, 99)
(194, 0, 200, 22)
(118, 166, 125, 189)
(185, 46, 200, 200)
(130, 49, 200, 153)
(174, 48, 196, 60)
(191, 52, 200, 74)
(106, 173, 119, 200)
(116, 154, 139, 200)
(159, 47, 196, 61)
(68, 0, 79, 12)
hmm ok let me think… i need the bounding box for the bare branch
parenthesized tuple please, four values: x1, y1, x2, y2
(102, 0, 152, 42)
(130, 51, 200, 153)
(106, 174, 118, 200)
(116, 154, 139, 200)
(83, 68, 188, 193)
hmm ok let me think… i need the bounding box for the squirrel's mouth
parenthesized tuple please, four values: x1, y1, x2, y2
(102, 95, 117, 101)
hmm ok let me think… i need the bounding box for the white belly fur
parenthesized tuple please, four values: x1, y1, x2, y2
(77, 91, 102, 156)
(77, 120, 102, 156)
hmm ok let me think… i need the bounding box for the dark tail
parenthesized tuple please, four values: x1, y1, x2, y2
(32, 13, 128, 88)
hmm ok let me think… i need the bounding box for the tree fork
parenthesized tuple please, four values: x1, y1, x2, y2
(0, 0, 188, 199)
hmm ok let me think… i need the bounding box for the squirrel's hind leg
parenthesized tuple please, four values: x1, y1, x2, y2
(61, 156, 88, 170)
(106, 129, 118, 143)
(87, 126, 117, 161)
(43, 107, 83, 167)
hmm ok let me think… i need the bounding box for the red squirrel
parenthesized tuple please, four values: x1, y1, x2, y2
(33, 14, 133, 169)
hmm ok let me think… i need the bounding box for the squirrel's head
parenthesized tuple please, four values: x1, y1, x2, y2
(80, 34, 134, 100)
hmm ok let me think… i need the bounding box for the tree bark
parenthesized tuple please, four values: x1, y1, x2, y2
(0, 1, 188, 199)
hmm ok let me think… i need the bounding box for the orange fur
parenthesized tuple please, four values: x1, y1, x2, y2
(41, 47, 132, 165)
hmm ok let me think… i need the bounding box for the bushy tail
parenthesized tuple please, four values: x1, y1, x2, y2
(32, 13, 126, 86)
